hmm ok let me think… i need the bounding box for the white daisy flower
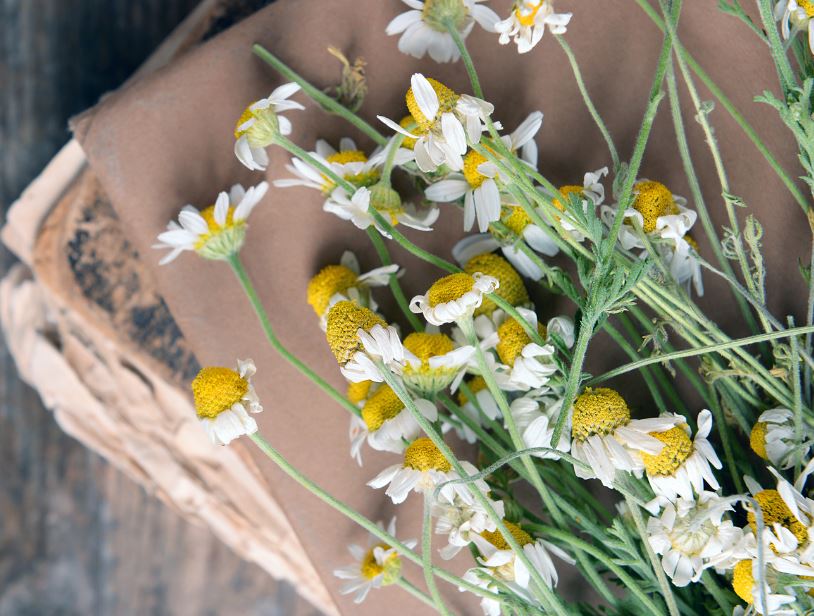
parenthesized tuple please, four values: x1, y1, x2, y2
(750, 407, 810, 470)
(640, 410, 722, 502)
(569, 387, 682, 488)
(154, 182, 268, 264)
(731, 559, 797, 615)
(191, 359, 263, 446)
(495, 1, 572, 54)
(273, 136, 414, 195)
(324, 300, 405, 383)
(379, 74, 494, 172)
(433, 494, 505, 560)
(646, 492, 743, 587)
(386, 0, 500, 63)
(368, 436, 485, 504)
(323, 185, 439, 236)
(411, 271, 499, 326)
(425, 111, 543, 232)
(233, 83, 304, 170)
(401, 331, 475, 397)
(306, 250, 399, 327)
(357, 383, 438, 454)
(775, 0, 814, 55)
(464, 521, 574, 616)
(333, 517, 416, 604)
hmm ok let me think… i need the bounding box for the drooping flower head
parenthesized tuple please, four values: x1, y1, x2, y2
(495, 1, 572, 54)
(775, 1, 814, 56)
(324, 185, 439, 236)
(234, 83, 304, 170)
(358, 383, 438, 454)
(410, 271, 499, 325)
(154, 182, 268, 264)
(750, 408, 809, 470)
(191, 359, 262, 446)
(463, 252, 529, 317)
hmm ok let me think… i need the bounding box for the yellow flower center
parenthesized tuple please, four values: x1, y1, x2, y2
(503, 206, 533, 235)
(571, 387, 631, 442)
(732, 560, 754, 604)
(325, 300, 387, 365)
(361, 384, 404, 431)
(747, 489, 808, 546)
(684, 234, 699, 251)
(496, 318, 547, 367)
(458, 375, 488, 406)
(327, 150, 367, 166)
(552, 184, 584, 212)
(307, 264, 359, 317)
(324, 149, 380, 189)
(750, 421, 769, 461)
(191, 367, 248, 419)
(347, 380, 372, 405)
(463, 149, 489, 189)
(359, 543, 401, 584)
(515, 1, 543, 27)
(799, 0, 814, 17)
(234, 106, 255, 139)
(632, 180, 679, 233)
(427, 273, 476, 307)
(464, 253, 529, 317)
(403, 332, 456, 363)
(400, 115, 420, 149)
(640, 427, 693, 476)
(193, 205, 241, 250)
(403, 437, 451, 472)
(406, 77, 459, 132)
(480, 520, 534, 550)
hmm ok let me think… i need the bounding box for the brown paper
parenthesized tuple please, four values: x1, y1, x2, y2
(72, 0, 809, 613)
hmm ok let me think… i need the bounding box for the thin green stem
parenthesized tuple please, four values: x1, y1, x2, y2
(789, 316, 805, 476)
(395, 578, 437, 609)
(551, 315, 593, 447)
(700, 571, 734, 615)
(707, 383, 745, 493)
(755, 0, 797, 92)
(423, 494, 451, 616)
(367, 228, 424, 331)
(228, 255, 360, 417)
(252, 44, 387, 145)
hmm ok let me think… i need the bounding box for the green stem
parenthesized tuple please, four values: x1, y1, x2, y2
(551, 315, 594, 447)
(228, 255, 360, 417)
(707, 383, 745, 493)
(423, 494, 451, 616)
(252, 44, 387, 146)
(395, 578, 437, 609)
(366, 228, 424, 331)
(755, 0, 797, 92)
(789, 317, 805, 476)
(700, 571, 734, 615)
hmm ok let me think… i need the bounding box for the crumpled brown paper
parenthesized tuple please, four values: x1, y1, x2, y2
(70, 0, 810, 613)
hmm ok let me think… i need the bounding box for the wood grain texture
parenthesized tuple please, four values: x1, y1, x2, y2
(0, 1, 319, 614)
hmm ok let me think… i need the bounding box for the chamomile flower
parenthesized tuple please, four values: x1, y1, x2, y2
(433, 494, 505, 560)
(401, 332, 475, 397)
(460, 252, 530, 318)
(333, 517, 416, 604)
(731, 559, 797, 615)
(233, 83, 304, 170)
(495, 1, 572, 54)
(325, 300, 405, 382)
(307, 251, 399, 327)
(324, 185, 439, 236)
(646, 492, 743, 586)
(425, 111, 543, 232)
(191, 359, 262, 446)
(368, 436, 484, 504)
(750, 408, 809, 470)
(386, 0, 500, 64)
(640, 410, 722, 501)
(465, 521, 574, 616)
(154, 182, 268, 264)
(358, 384, 438, 454)
(569, 387, 682, 488)
(549, 167, 608, 241)
(379, 74, 494, 172)
(775, 0, 814, 55)
(411, 271, 499, 326)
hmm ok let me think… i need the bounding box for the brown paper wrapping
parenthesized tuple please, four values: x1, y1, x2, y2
(70, 0, 809, 613)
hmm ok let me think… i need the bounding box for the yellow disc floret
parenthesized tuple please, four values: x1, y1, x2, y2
(750, 421, 769, 461)
(798, 0, 814, 16)
(747, 489, 808, 545)
(732, 560, 755, 604)
(406, 78, 458, 132)
(361, 384, 404, 431)
(464, 253, 529, 317)
(403, 437, 451, 472)
(641, 427, 693, 476)
(360, 543, 401, 584)
(427, 273, 476, 307)
(463, 149, 489, 189)
(503, 205, 533, 235)
(399, 116, 420, 149)
(347, 380, 373, 405)
(325, 300, 387, 365)
(307, 264, 358, 317)
(572, 387, 631, 442)
(403, 332, 456, 363)
(480, 520, 534, 550)
(325, 150, 380, 188)
(193, 204, 239, 250)
(234, 106, 255, 139)
(632, 180, 679, 233)
(496, 318, 547, 367)
(458, 375, 488, 406)
(552, 185, 584, 212)
(191, 367, 248, 419)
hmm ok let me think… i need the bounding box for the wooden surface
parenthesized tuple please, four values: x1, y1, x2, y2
(0, 1, 319, 614)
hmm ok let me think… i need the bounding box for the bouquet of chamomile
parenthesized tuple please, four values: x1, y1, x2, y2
(154, 0, 814, 613)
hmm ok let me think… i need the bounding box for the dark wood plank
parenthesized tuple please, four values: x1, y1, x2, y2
(0, 1, 321, 614)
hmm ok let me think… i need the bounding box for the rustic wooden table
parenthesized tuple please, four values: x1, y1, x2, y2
(0, 2, 320, 614)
